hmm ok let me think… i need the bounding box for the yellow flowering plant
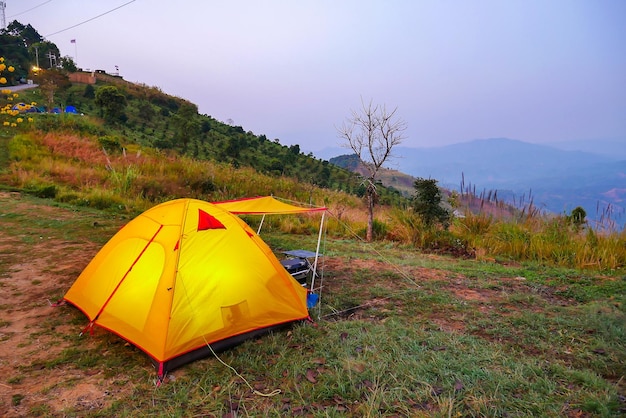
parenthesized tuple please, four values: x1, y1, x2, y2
(0, 56, 36, 129)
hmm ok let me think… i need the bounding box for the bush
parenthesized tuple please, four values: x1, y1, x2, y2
(457, 212, 492, 235)
(34, 114, 105, 136)
(419, 228, 474, 257)
(98, 135, 122, 153)
(153, 137, 173, 149)
(357, 219, 388, 241)
(372, 219, 388, 240)
(138, 178, 166, 202)
(83, 84, 95, 98)
(55, 190, 80, 204)
(188, 178, 215, 195)
(77, 190, 126, 210)
(7, 134, 46, 162)
(26, 184, 57, 199)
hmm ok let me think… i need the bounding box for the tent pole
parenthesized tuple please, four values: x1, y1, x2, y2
(257, 214, 266, 235)
(91, 224, 163, 323)
(310, 211, 325, 292)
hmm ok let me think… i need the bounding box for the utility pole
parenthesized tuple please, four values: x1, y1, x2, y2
(71, 39, 77, 66)
(46, 52, 56, 68)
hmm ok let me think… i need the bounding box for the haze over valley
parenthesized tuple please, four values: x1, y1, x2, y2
(324, 138, 626, 230)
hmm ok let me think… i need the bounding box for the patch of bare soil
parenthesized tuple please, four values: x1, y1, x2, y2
(323, 254, 575, 328)
(0, 193, 132, 417)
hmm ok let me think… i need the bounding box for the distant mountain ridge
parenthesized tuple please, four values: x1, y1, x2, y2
(392, 138, 619, 187)
(324, 138, 626, 230)
(544, 139, 626, 159)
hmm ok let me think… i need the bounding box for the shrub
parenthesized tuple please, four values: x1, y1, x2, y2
(138, 178, 166, 202)
(26, 183, 57, 199)
(34, 114, 105, 136)
(83, 84, 95, 99)
(457, 212, 492, 235)
(357, 219, 388, 241)
(98, 135, 122, 153)
(55, 190, 81, 204)
(79, 190, 126, 210)
(188, 178, 216, 195)
(7, 134, 47, 162)
(372, 219, 388, 240)
(421, 228, 473, 257)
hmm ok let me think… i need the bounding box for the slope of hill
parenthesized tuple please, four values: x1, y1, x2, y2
(328, 154, 416, 196)
(0, 72, 374, 201)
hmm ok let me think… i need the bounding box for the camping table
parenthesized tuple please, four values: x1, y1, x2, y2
(280, 250, 321, 285)
(282, 249, 318, 259)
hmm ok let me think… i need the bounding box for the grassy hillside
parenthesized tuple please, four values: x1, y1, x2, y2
(75, 73, 406, 204)
(1, 73, 626, 271)
(330, 153, 416, 197)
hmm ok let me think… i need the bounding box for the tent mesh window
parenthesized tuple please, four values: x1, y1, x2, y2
(221, 300, 250, 326)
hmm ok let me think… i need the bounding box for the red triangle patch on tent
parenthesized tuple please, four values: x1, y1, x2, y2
(197, 209, 225, 231)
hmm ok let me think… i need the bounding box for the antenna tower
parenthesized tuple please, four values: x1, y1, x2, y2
(0, 2, 6, 30)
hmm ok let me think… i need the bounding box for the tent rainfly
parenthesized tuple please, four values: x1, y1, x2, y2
(64, 198, 310, 380)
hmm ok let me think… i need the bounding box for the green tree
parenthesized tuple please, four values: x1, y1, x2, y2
(59, 56, 78, 72)
(289, 144, 300, 155)
(137, 101, 155, 121)
(567, 206, 587, 230)
(171, 102, 200, 152)
(95, 85, 127, 124)
(4, 21, 43, 46)
(1, 21, 42, 76)
(412, 177, 451, 228)
(0, 21, 61, 81)
(83, 84, 95, 99)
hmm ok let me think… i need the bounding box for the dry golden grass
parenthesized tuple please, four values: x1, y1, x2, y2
(2, 129, 625, 270)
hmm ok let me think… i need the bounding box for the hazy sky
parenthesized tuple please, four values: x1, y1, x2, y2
(7, 0, 626, 152)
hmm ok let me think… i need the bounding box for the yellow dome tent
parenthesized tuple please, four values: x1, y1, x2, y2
(64, 198, 310, 380)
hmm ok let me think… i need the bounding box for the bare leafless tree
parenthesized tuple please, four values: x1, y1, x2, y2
(337, 98, 407, 241)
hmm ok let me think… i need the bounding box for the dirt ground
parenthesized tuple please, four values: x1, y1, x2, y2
(0, 193, 138, 416)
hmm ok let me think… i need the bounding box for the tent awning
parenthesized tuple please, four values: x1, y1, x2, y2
(212, 196, 326, 215)
(214, 196, 327, 295)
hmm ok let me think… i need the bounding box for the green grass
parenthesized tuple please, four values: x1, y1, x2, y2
(0, 132, 10, 171)
(88, 318, 623, 417)
(1, 194, 625, 417)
